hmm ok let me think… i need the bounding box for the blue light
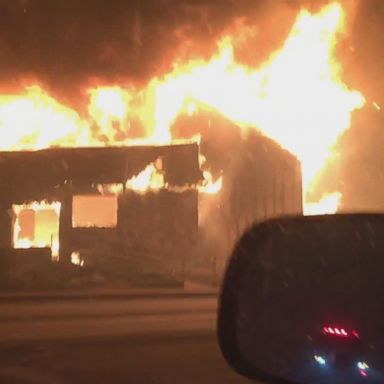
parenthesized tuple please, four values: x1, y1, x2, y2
(314, 355, 326, 365)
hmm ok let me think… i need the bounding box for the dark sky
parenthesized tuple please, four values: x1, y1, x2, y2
(0, 0, 324, 97)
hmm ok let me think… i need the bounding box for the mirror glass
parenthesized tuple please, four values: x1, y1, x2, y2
(219, 214, 384, 384)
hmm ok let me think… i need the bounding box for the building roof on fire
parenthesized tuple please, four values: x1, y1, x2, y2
(0, 143, 201, 203)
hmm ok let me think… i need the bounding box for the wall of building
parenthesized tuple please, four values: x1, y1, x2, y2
(0, 144, 201, 280)
(196, 132, 303, 281)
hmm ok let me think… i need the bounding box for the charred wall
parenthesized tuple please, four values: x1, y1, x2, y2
(0, 144, 200, 276)
(198, 130, 303, 273)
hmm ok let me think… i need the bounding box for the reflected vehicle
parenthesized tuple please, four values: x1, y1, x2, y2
(313, 326, 368, 377)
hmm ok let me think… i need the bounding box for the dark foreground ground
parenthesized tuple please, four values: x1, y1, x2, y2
(0, 293, 252, 384)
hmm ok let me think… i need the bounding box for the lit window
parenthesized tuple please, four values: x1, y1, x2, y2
(12, 201, 61, 259)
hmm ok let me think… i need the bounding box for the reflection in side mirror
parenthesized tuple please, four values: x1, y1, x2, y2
(218, 214, 384, 384)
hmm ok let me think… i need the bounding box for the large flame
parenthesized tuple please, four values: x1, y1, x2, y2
(0, 2, 364, 213)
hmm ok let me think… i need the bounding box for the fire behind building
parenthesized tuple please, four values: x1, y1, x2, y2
(0, 131, 302, 288)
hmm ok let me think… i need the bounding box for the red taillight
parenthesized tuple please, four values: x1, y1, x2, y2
(322, 326, 359, 338)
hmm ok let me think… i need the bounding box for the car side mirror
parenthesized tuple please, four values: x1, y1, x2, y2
(218, 214, 384, 384)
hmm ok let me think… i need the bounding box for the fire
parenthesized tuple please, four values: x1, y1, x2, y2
(0, 86, 92, 151)
(148, 2, 364, 209)
(305, 192, 342, 215)
(199, 171, 223, 195)
(0, 2, 365, 214)
(125, 159, 165, 193)
(71, 251, 85, 267)
(12, 201, 61, 259)
(88, 87, 130, 140)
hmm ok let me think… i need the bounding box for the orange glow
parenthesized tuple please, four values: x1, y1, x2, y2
(0, 2, 364, 213)
(72, 195, 117, 228)
(12, 201, 61, 259)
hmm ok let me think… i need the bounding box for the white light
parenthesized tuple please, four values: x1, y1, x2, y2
(71, 251, 85, 267)
(314, 355, 326, 365)
(357, 362, 369, 370)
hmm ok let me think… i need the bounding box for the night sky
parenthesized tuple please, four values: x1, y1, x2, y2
(0, 1, 326, 92)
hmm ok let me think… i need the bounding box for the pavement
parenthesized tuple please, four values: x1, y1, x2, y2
(0, 292, 252, 383)
(0, 295, 218, 343)
(0, 280, 219, 302)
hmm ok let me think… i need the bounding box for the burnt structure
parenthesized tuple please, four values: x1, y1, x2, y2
(0, 144, 200, 277)
(0, 131, 302, 286)
(197, 129, 303, 278)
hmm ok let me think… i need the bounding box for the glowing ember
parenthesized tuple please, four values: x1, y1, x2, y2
(0, 2, 365, 214)
(125, 159, 165, 193)
(12, 201, 61, 259)
(305, 192, 342, 215)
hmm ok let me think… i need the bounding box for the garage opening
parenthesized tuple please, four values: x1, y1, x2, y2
(12, 201, 61, 260)
(72, 195, 117, 228)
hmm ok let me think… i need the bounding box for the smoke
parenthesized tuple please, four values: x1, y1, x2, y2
(0, 1, 318, 97)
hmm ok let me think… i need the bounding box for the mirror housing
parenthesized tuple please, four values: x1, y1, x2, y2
(218, 214, 384, 384)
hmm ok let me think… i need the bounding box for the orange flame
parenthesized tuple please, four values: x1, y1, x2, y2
(0, 2, 364, 214)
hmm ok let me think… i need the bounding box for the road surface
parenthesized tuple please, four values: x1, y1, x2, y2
(0, 293, 253, 383)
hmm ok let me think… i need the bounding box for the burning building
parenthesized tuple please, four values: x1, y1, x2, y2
(0, 2, 367, 287)
(0, 144, 200, 280)
(0, 130, 302, 287)
(197, 128, 303, 280)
